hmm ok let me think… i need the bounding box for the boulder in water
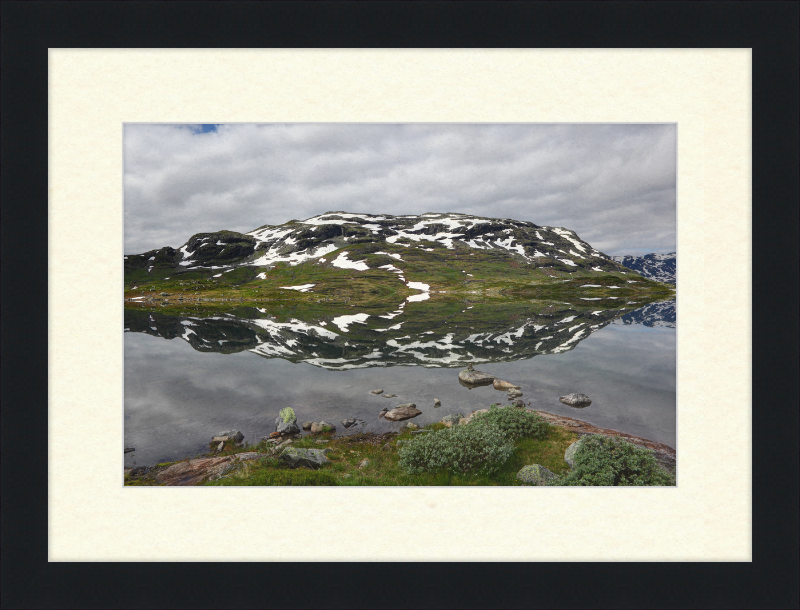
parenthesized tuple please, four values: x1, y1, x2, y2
(384, 404, 421, 421)
(458, 367, 496, 386)
(214, 430, 244, 444)
(559, 393, 592, 407)
(311, 421, 336, 434)
(493, 379, 520, 390)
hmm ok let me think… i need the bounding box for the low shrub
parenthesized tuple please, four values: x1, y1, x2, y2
(470, 405, 550, 440)
(279, 407, 296, 423)
(397, 424, 514, 476)
(549, 435, 675, 486)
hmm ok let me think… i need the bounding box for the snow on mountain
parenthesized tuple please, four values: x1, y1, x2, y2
(126, 211, 634, 278)
(611, 252, 676, 284)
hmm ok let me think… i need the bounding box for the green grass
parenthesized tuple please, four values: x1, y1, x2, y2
(124, 240, 675, 307)
(199, 415, 580, 487)
(131, 414, 675, 487)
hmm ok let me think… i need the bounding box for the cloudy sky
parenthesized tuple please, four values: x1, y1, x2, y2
(124, 123, 675, 257)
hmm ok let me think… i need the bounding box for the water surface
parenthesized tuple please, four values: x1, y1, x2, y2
(124, 299, 675, 467)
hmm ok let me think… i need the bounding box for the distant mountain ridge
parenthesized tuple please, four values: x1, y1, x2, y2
(612, 299, 675, 328)
(611, 252, 675, 284)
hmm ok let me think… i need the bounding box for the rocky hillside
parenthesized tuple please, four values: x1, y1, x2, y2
(125, 212, 657, 297)
(611, 252, 675, 284)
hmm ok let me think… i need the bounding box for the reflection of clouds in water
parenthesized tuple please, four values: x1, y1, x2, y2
(496, 324, 675, 446)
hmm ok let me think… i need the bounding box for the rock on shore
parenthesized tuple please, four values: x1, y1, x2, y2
(155, 452, 267, 486)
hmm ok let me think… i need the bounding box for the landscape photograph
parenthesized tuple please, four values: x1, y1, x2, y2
(123, 123, 677, 487)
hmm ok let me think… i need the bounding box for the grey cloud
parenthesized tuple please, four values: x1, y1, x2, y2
(124, 123, 675, 256)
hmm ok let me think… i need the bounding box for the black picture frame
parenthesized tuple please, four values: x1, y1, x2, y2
(2, 2, 797, 609)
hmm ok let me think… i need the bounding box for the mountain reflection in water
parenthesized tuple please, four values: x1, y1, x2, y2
(124, 299, 675, 370)
(124, 298, 676, 466)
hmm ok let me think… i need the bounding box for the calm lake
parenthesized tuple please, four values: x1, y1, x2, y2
(124, 298, 676, 468)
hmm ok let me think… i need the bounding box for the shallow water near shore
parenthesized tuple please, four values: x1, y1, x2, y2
(124, 299, 675, 468)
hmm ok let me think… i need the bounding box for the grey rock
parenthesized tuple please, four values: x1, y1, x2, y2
(302, 421, 313, 430)
(279, 447, 331, 469)
(517, 464, 557, 486)
(275, 416, 300, 435)
(382, 394, 397, 398)
(564, 437, 588, 468)
(234, 452, 267, 461)
(215, 430, 244, 444)
(402, 422, 420, 431)
(559, 393, 592, 407)
(493, 379, 521, 390)
(507, 389, 523, 398)
(433, 398, 441, 408)
(342, 418, 357, 428)
(358, 459, 370, 469)
(208, 463, 236, 481)
(311, 420, 336, 434)
(384, 404, 421, 421)
(441, 413, 464, 426)
(215, 441, 225, 452)
(458, 367, 496, 386)
(371, 389, 384, 394)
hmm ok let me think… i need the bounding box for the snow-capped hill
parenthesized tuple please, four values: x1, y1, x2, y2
(245, 211, 613, 270)
(126, 211, 635, 281)
(611, 252, 675, 284)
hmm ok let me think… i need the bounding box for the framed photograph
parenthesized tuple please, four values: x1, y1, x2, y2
(3, 2, 797, 609)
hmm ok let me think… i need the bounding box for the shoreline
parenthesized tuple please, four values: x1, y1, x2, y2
(533, 410, 676, 472)
(125, 409, 676, 477)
